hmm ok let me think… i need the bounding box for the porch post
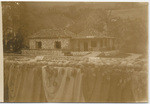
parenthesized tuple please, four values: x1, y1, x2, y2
(78, 40, 80, 51)
(99, 38, 102, 50)
(108, 38, 110, 49)
(107, 38, 109, 49)
(88, 40, 91, 51)
(103, 38, 105, 48)
(110, 38, 113, 49)
(97, 39, 100, 51)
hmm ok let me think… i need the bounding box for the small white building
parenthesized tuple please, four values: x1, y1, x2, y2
(28, 29, 117, 52)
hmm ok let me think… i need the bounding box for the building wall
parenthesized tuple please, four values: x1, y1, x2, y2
(29, 38, 70, 50)
(29, 38, 116, 51)
(22, 49, 64, 56)
(70, 38, 116, 51)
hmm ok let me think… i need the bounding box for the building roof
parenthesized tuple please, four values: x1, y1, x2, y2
(77, 28, 104, 37)
(75, 28, 114, 39)
(28, 29, 75, 39)
(29, 28, 115, 39)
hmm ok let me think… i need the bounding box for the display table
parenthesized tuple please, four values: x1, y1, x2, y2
(4, 61, 147, 102)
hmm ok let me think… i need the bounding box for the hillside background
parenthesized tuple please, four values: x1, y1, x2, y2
(2, 2, 148, 53)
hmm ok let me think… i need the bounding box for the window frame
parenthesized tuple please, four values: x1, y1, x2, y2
(36, 41, 42, 49)
(55, 41, 61, 49)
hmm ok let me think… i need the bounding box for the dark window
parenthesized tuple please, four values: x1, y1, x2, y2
(55, 41, 61, 49)
(91, 41, 97, 47)
(36, 41, 42, 49)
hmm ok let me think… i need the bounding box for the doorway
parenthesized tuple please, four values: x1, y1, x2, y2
(84, 42, 88, 51)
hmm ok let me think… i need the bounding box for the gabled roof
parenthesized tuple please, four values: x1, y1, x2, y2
(29, 28, 115, 39)
(76, 28, 106, 38)
(28, 29, 75, 39)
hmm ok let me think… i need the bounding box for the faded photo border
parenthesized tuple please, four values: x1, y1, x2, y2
(0, 0, 149, 103)
(0, 1, 4, 102)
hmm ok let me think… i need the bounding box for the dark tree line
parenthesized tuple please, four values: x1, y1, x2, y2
(3, 29, 23, 53)
(2, 2, 26, 53)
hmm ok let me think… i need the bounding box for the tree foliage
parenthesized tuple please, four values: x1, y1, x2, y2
(2, 2, 25, 53)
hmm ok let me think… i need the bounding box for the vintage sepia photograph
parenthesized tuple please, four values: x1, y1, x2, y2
(1, 1, 148, 102)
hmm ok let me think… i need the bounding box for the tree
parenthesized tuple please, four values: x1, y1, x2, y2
(113, 18, 148, 53)
(2, 2, 26, 53)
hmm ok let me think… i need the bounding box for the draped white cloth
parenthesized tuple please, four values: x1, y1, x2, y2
(42, 66, 85, 102)
(4, 62, 147, 102)
(6, 64, 47, 102)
